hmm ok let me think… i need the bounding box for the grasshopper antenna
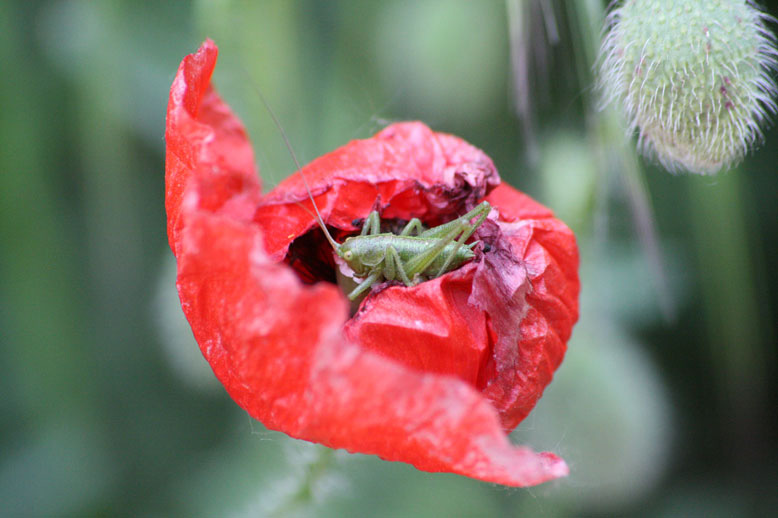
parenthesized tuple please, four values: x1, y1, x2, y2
(253, 86, 342, 254)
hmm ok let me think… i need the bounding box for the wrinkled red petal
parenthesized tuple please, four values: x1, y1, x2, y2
(479, 185, 580, 429)
(166, 40, 578, 486)
(343, 263, 490, 385)
(254, 121, 500, 259)
(165, 39, 262, 248)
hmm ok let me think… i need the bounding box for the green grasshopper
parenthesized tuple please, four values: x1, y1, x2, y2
(321, 200, 491, 300)
(259, 94, 491, 301)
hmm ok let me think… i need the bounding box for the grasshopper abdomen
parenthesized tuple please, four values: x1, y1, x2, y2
(340, 234, 477, 279)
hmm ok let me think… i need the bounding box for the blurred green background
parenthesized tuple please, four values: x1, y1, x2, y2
(1, 0, 776, 516)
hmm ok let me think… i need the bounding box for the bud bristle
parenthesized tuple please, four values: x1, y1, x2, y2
(598, 0, 778, 174)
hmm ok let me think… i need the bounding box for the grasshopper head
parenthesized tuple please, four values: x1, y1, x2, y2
(338, 237, 366, 276)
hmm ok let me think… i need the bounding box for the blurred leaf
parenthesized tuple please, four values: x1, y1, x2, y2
(0, 418, 115, 517)
(374, 0, 507, 125)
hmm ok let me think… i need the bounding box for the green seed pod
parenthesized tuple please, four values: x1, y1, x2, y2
(598, 0, 778, 174)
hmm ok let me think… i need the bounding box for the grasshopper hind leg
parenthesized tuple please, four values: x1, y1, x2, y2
(384, 245, 414, 286)
(434, 207, 490, 276)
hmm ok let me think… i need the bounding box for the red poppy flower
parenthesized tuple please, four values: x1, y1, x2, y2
(166, 40, 579, 487)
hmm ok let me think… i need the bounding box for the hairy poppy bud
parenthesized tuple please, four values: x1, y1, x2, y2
(598, 0, 778, 174)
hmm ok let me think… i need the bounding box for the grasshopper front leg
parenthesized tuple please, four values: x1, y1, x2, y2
(360, 211, 382, 236)
(347, 270, 382, 300)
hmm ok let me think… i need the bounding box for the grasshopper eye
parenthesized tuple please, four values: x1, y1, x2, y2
(343, 250, 353, 261)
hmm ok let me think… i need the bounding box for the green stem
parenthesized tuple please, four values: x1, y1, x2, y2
(688, 174, 767, 469)
(270, 446, 337, 517)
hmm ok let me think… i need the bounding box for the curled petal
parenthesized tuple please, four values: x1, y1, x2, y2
(165, 39, 262, 248)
